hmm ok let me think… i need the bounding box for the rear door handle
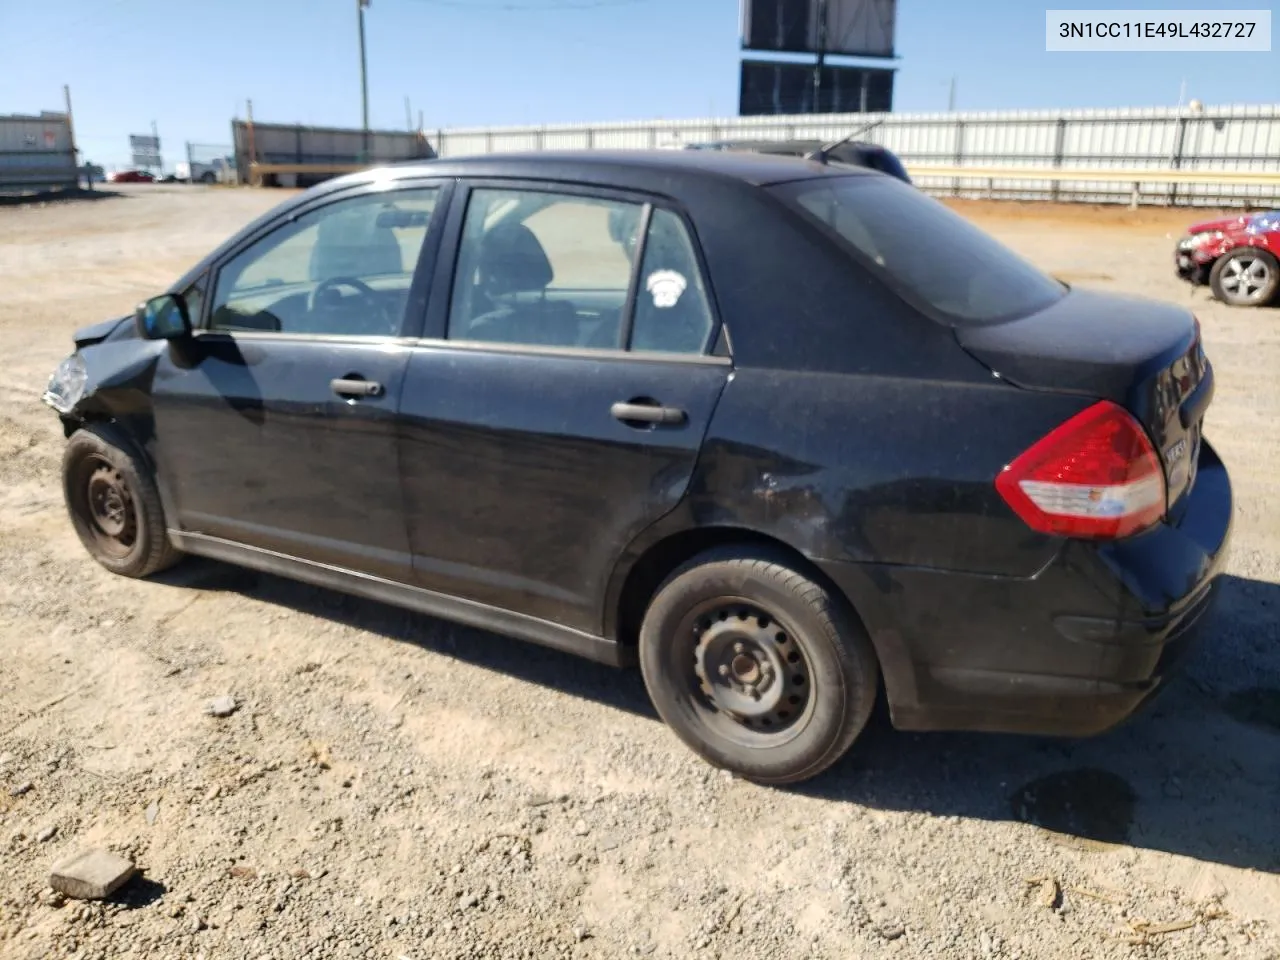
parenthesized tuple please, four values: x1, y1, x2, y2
(331, 377, 384, 399)
(611, 401, 686, 426)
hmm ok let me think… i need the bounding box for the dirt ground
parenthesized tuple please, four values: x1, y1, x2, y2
(1, 184, 1278, 960)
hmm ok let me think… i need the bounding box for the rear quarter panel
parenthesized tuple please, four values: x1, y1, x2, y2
(685, 366, 1093, 578)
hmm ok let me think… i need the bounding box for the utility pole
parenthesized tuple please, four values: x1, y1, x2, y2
(358, 0, 371, 160)
(63, 84, 81, 186)
(405, 96, 413, 133)
(151, 119, 162, 175)
(246, 99, 257, 185)
(812, 0, 828, 113)
(948, 76, 957, 112)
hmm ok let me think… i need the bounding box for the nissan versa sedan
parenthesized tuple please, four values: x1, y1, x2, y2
(42, 150, 1232, 784)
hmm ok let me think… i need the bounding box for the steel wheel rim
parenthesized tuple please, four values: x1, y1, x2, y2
(669, 597, 816, 749)
(1221, 255, 1272, 303)
(82, 457, 137, 559)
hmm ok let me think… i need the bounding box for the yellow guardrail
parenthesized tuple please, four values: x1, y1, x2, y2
(244, 159, 1280, 206)
(246, 162, 369, 186)
(905, 165, 1280, 206)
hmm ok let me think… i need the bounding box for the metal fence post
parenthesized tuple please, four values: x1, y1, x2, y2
(1051, 117, 1067, 203)
(1170, 115, 1189, 206)
(952, 119, 965, 198)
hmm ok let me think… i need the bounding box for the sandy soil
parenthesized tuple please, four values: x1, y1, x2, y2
(0, 184, 1277, 960)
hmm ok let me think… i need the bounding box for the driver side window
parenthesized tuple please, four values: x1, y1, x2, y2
(209, 187, 439, 337)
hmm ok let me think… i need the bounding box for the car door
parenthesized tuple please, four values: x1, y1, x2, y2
(398, 181, 731, 632)
(150, 180, 450, 582)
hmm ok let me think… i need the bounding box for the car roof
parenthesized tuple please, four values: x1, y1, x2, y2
(351, 148, 878, 190)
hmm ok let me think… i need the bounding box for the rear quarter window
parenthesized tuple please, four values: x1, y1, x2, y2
(771, 175, 1066, 325)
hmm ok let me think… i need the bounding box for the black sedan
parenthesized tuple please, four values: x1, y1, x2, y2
(42, 150, 1232, 784)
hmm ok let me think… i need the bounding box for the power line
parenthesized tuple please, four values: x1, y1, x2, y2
(405, 0, 648, 11)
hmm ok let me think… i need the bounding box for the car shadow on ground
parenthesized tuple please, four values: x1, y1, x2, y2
(153, 559, 660, 719)
(0, 187, 123, 208)
(800, 572, 1280, 875)
(156, 562, 1279, 874)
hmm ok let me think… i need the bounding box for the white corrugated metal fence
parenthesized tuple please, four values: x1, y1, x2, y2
(428, 104, 1280, 207)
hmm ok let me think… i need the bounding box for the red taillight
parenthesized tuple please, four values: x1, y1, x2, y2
(996, 401, 1166, 540)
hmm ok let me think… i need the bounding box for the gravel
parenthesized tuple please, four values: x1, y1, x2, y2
(0, 186, 1276, 959)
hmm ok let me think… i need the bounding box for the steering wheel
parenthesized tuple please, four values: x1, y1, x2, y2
(306, 276, 391, 334)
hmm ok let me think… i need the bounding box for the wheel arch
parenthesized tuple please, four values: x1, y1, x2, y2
(607, 524, 873, 651)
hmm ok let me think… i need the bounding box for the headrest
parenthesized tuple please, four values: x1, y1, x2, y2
(479, 221, 553, 294)
(309, 208, 403, 281)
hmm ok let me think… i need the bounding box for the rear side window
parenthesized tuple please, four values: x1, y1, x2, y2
(771, 175, 1065, 325)
(631, 208, 716, 355)
(445, 187, 717, 356)
(447, 188, 640, 349)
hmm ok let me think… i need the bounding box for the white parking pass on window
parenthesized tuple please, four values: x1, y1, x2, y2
(646, 270, 687, 308)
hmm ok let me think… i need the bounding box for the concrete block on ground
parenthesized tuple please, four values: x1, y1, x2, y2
(49, 849, 137, 900)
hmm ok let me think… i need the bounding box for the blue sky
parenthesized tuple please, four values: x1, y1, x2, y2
(2, 0, 1276, 168)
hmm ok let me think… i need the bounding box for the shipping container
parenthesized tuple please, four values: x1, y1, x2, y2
(231, 120, 435, 187)
(0, 112, 77, 195)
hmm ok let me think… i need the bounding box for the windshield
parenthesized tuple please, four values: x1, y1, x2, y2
(771, 175, 1066, 325)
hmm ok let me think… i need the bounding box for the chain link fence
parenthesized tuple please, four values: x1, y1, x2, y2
(182, 142, 235, 183)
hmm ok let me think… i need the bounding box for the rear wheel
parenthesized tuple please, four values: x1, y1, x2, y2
(199, 171, 217, 184)
(62, 425, 181, 578)
(1209, 247, 1279, 306)
(638, 547, 879, 785)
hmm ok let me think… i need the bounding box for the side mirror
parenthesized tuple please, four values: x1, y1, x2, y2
(135, 293, 191, 340)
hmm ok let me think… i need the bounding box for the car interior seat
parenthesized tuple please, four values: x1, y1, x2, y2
(310, 208, 405, 282)
(465, 221, 578, 346)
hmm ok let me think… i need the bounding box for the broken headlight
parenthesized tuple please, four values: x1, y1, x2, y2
(1181, 230, 1223, 250)
(42, 352, 87, 414)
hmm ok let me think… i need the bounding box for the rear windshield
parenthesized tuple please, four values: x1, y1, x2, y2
(770, 175, 1066, 325)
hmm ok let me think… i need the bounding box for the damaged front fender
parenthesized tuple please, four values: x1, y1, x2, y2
(73, 314, 131, 349)
(42, 334, 167, 446)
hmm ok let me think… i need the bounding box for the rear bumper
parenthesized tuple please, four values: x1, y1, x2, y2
(819, 439, 1233, 737)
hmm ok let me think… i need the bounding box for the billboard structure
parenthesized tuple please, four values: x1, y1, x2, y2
(738, 0, 898, 116)
(129, 134, 161, 170)
(739, 61, 894, 116)
(741, 0, 896, 58)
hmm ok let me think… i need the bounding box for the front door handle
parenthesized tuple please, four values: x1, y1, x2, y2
(611, 401, 686, 426)
(331, 377, 384, 399)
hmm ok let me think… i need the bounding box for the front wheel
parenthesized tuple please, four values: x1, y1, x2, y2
(62, 425, 182, 578)
(1209, 247, 1279, 306)
(638, 547, 879, 785)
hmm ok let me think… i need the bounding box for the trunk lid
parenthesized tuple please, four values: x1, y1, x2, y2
(957, 287, 1211, 510)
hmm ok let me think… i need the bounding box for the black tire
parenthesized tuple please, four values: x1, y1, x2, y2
(199, 171, 217, 184)
(638, 547, 879, 785)
(1209, 247, 1279, 307)
(62, 424, 181, 578)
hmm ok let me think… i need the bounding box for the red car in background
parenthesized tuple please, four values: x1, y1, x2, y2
(107, 169, 156, 184)
(1175, 209, 1280, 307)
